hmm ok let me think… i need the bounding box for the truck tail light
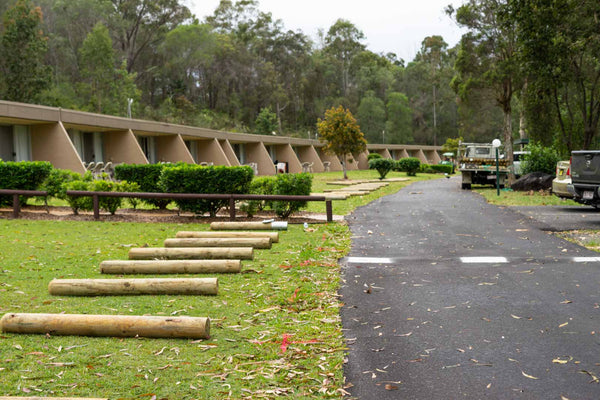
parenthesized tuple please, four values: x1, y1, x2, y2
(567, 157, 571, 177)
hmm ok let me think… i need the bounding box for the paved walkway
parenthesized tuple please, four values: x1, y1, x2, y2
(340, 177, 600, 399)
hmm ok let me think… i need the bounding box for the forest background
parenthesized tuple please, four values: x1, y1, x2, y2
(1, 0, 600, 157)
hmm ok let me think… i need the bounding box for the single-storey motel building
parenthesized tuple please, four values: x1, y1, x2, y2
(0, 100, 442, 175)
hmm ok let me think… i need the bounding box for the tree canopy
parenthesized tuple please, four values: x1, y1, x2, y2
(1, 0, 600, 154)
(317, 105, 367, 179)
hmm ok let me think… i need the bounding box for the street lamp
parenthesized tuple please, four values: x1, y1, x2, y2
(492, 139, 501, 196)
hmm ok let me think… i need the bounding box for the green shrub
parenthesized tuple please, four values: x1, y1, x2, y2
(119, 181, 142, 209)
(64, 180, 93, 215)
(397, 157, 421, 176)
(367, 153, 383, 160)
(159, 165, 254, 217)
(240, 176, 276, 217)
(37, 169, 90, 206)
(428, 164, 454, 174)
(114, 163, 171, 209)
(368, 158, 395, 180)
(271, 173, 313, 218)
(0, 161, 53, 206)
(522, 143, 559, 175)
(89, 180, 123, 215)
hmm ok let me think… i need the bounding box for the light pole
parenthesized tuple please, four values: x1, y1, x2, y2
(492, 139, 501, 196)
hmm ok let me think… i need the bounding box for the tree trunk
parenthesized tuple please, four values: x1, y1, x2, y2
(209, 221, 288, 231)
(164, 237, 271, 249)
(503, 107, 515, 184)
(176, 231, 279, 243)
(48, 278, 218, 296)
(128, 247, 253, 260)
(1, 313, 210, 339)
(100, 260, 241, 275)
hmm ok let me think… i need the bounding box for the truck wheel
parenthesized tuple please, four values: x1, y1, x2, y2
(461, 183, 471, 190)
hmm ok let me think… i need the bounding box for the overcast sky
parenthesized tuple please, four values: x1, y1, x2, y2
(186, 0, 467, 63)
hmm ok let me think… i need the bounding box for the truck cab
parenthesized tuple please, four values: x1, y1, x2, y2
(458, 142, 509, 190)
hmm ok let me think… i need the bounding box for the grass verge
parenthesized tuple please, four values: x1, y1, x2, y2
(472, 187, 581, 207)
(0, 220, 349, 398)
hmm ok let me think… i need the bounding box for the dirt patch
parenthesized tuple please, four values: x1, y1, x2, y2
(0, 205, 337, 225)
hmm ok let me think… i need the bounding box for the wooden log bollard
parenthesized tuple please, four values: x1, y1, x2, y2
(164, 237, 271, 249)
(48, 278, 218, 296)
(129, 247, 253, 260)
(176, 230, 280, 243)
(0, 313, 210, 339)
(210, 221, 288, 231)
(100, 259, 241, 274)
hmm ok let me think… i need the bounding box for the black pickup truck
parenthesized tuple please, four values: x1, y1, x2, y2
(568, 150, 600, 207)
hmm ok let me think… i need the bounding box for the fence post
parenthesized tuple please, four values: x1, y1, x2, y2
(326, 200, 333, 222)
(229, 197, 236, 221)
(12, 194, 20, 218)
(93, 194, 100, 220)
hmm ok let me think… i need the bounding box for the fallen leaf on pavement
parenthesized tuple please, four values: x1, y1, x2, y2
(521, 371, 538, 380)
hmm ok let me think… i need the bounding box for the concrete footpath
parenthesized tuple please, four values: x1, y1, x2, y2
(339, 177, 600, 399)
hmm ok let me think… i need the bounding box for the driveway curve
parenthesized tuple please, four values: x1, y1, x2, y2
(340, 176, 600, 399)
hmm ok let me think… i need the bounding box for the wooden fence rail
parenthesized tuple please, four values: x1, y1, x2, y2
(0, 189, 48, 218)
(1, 189, 333, 222)
(65, 191, 333, 222)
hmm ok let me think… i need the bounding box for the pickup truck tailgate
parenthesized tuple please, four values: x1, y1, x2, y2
(571, 150, 600, 184)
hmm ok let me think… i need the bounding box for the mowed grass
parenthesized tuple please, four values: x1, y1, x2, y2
(0, 220, 350, 399)
(472, 186, 582, 207)
(0, 170, 444, 398)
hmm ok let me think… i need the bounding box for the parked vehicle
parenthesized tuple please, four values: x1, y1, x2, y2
(567, 150, 600, 207)
(457, 142, 509, 190)
(512, 151, 530, 178)
(552, 160, 573, 199)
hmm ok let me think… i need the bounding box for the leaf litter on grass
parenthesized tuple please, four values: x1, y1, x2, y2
(0, 220, 350, 398)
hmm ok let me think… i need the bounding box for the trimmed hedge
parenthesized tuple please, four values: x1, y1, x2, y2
(368, 158, 395, 180)
(0, 161, 53, 206)
(63, 179, 140, 215)
(428, 164, 454, 174)
(159, 165, 254, 217)
(367, 153, 383, 160)
(396, 157, 421, 176)
(240, 173, 313, 218)
(271, 173, 313, 218)
(114, 163, 171, 209)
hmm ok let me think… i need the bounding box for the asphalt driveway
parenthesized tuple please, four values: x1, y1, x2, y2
(340, 177, 600, 399)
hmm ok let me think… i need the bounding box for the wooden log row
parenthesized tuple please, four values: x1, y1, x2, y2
(210, 221, 288, 231)
(164, 237, 271, 249)
(48, 278, 218, 296)
(176, 230, 279, 243)
(0, 313, 210, 339)
(100, 259, 241, 274)
(128, 247, 253, 260)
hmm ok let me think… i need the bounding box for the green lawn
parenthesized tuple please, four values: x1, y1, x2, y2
(0, 170, 444, 398)
(0, 220, 349, 398)
(472, 187, 582, 207)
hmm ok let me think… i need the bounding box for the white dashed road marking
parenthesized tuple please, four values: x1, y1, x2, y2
(346, 257, 394, 264)
(573, 257, 600, 263)
(460, 257, 508, 264)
